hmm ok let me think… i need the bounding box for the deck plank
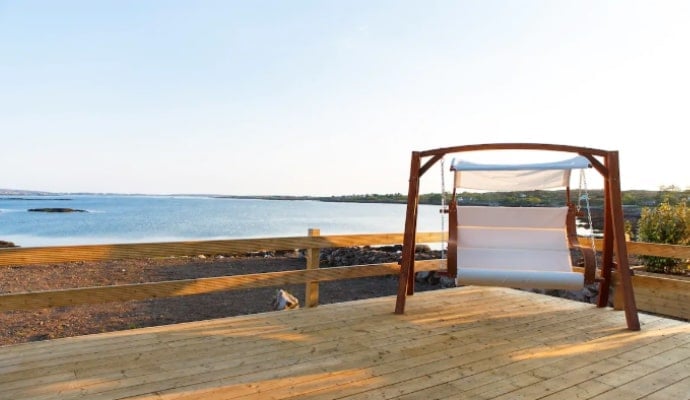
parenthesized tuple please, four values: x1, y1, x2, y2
(1, 286, 689, 400)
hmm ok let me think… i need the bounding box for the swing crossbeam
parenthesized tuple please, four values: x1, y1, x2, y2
(394, 143, 640, 331)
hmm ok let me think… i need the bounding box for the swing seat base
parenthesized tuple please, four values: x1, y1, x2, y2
(456, 268, 584, 290)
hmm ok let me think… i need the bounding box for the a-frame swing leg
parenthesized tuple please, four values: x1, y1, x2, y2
(608, 153, 640, 331)
(597, 176, 615, 308)
(597, 152, 640, 331)
(395, 152, 421, 314)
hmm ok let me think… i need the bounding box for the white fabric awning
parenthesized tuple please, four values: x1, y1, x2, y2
(450, 155, 591, 191)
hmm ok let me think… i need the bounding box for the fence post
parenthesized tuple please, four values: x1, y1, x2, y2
(306, 228, 320, 307)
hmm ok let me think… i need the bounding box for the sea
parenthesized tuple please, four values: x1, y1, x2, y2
(0, 195, 447, 248)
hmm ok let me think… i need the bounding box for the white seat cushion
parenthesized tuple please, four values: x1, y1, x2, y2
(457, 248, 572, 272)
(458, 226, 569, 251)
(454, 206, 582, 289)
(458, 206, 568, 229)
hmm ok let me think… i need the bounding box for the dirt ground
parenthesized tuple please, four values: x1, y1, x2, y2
(0, 254, 442, 346)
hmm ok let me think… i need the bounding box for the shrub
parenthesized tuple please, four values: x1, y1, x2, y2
(637, 199, 690, 274)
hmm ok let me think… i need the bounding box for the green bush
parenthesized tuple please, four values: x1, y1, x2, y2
(637, 199, 690, 274)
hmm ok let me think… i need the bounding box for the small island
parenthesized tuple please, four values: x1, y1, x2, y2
(28, 208, 87, 213)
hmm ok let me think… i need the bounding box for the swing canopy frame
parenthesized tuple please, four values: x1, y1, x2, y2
(394, 143, 640, 331)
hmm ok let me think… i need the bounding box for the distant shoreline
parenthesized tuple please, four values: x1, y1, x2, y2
(213, 195, 409, 204)
(0, 188, 679, 208)
(0, 197, 72, 201)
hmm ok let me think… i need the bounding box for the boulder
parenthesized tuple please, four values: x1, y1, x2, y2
(320, 246, 444, 267)
(272, 289, 300, 310)
(28, 208, 86, 213)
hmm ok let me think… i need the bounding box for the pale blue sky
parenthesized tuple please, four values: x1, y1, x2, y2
(1, 1, 689, 195)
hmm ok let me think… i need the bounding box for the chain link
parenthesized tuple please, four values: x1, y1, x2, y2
(440, 157, 446, 260)
(580, 169, 599, 269)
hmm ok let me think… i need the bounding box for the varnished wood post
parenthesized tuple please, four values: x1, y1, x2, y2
(305, 228, 320, 308)
(597, 171, 614, 308)
(607, 152, 640, 330)
(407, 201, 419, 296)
(395, 152, 421, 314)
(447, 194, 457, 278)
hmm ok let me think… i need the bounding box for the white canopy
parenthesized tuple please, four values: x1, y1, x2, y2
(450, 155, 591, 191)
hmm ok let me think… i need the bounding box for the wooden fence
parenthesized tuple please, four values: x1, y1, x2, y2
(0, 231, 444, 313)
(0, 231, 689, 320)
(579, 238, 690, 319)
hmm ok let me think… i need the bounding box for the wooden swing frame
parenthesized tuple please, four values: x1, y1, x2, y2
(394, 143, 641, 331)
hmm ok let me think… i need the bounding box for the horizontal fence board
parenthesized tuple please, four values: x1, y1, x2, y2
(0, 232, 444, 267)
(626, 241, 690, 259)
(632, 273, 690, 295)
(634, 295, 690, 320)
(577, 238, 690, 259)
(0, 259, 445, 312)
(2, 235, 686, 268)
(632, 273, 690, 320)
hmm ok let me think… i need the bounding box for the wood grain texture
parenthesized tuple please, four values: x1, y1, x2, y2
(576, 238, 690, 259)
(632, 273, 690, 320)
(1, 287, 688, 400)
(305, 228, 321, 308)
(1, 234, 686, 268)
(0, 232, 443, 267)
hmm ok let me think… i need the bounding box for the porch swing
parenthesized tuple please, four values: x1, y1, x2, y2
(394, 143, 640, 331)
(446, 155, 596, 290)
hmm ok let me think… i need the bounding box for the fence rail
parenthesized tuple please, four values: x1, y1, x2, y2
(580, 238, 690, 259)
(0, 232, 443, 266)
(1, 231, 689, 320)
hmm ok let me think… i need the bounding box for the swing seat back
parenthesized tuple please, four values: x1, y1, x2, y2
(454, 206, 584, 290)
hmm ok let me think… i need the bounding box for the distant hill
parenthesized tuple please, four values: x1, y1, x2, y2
(2, 188, 686, 208)
(0, 188, 54, 196)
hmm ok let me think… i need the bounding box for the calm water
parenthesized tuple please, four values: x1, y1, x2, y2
(0, 195, 446, 248)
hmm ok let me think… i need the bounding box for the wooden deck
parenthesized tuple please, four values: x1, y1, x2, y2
(1, 287, 689, 400)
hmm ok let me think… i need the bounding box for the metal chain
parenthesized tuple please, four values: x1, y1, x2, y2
(580, 169, 599, 269)
(440, 157, 446, 260)
(577, 170, 584, 212)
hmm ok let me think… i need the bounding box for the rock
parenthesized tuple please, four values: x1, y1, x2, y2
(415, 244, 432, 253)
(378, 245, 403, 253)
(320, 246, 444, 268)
(272, 289, 300, 310)
(526, 283, 606, 305)
(415, 271, 433, 282)
(582, 285, 598, 299)
(439, 275, 457, 288)
(275, 249, 299, 256)
(28, 208, 86, 213)
(28, 333, 51, 342)
(416, 271, 442, 285)
(245, 251, 273, 258)
(0, 240, 18, 248)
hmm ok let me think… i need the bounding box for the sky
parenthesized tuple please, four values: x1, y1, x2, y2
(1, 1, 689, 196)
